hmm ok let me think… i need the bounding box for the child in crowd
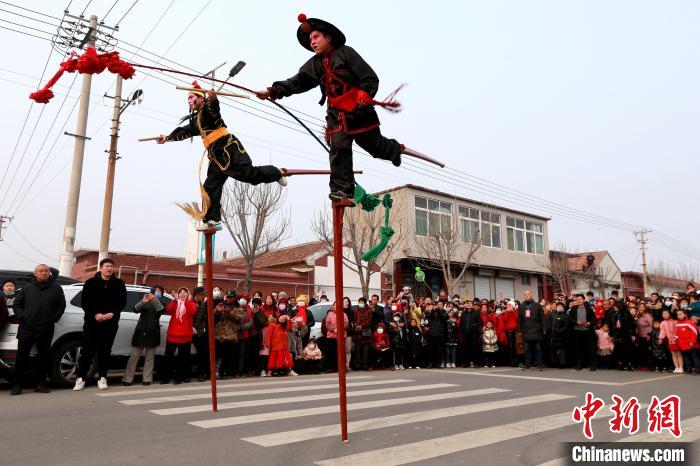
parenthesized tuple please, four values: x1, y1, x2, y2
(302, 337, 322, 374)
(372, 323, 391, 369)
(649, 320, 668, 372)
(659, 309, 682, 373)
(595, 323, 614, 369)
(389, 317, 406, 370)
(482, 321, 498, 368)
(265, 314, 295, 376)
(406, 318, 423, 369)
(674, 309, 700, 374)
(445, 311, 459, 368)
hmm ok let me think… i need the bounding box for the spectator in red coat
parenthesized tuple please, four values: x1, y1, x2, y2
(371, 322, 391, 368)
(163, 287, 197, 384)
(503, 301, 519, 366)
(675, 309, 700, 373)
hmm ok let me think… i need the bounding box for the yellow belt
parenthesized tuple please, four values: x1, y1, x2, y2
(201, 127, 230, 149)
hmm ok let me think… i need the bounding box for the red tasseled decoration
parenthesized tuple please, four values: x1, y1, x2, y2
(29, 88, 54, 104)
(61, 52, 78, 73)
(76, 47, 105, 74)
(297, 13, 307, 22)
(103, 52, 122, 74)
(301, 22, 311, 33)
(372, 83, 406, 113)
(116, 61, 135, 79)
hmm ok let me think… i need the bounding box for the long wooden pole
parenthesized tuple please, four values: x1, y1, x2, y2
(204, 230, 218, 412)
(332, 198, 353, 442)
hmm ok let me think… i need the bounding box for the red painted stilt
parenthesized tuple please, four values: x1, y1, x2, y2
(204, 229, 218, 412)
(332, 198, 353, 442)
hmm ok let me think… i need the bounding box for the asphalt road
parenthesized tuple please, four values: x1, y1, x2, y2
(1, 367, 698, 465)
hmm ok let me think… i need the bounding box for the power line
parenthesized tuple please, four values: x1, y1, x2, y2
(0, 1, 63, 21)
(101, 0, 119, 22)
(10, 221, 55, 260)
(2, 239, 43, 265)
(80, 0, 93, 17)
(115, 0, 139, 27)
(5, 73, 80, 213)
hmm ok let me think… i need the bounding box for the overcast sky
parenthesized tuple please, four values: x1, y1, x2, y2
(0, 0, 698, 275)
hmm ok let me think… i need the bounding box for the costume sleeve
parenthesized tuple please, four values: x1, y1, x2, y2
(167, 121, 198, 141)
(269, 56, 319, 99)
(342, 46, 379, 98)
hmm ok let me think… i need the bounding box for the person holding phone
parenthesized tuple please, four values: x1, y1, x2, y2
(122, 289, 164, 386)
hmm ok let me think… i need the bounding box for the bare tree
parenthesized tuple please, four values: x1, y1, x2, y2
(413, 219, 482, 296)
(539, 246, 574, 296)
(677, 262, 700, 283)
(647, 261, 681, 294)
(220, 181, 289, 293)
(311, 197, 406, 298)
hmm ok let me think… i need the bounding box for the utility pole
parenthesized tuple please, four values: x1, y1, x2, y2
(98, 76, 123, 264)
(0, 215, 12, 241)
(635, 229, 652, 297)
(58, 15, 98, 276)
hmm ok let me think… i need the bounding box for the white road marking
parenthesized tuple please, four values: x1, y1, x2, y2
(119, 379, 414, 405)
(153, 383, 464, 416)
(443, 369, 629, 386)
(189, 388, 509, 428)
(315, 410, 613, 466)
(97, 375, 373, 397)
(242, 393, 574, 447)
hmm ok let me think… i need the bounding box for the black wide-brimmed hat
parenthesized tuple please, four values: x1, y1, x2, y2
(296, 13, 346, 51)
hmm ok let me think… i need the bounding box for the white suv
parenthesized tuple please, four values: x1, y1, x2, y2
(0, 283, 175, 387)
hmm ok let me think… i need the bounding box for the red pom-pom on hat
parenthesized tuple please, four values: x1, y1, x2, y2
(297, 13, 307, 23)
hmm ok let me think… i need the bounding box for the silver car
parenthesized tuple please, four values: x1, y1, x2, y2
(0, 283, 175, 387)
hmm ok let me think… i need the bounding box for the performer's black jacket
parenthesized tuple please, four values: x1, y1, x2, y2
(167, 98, 226, 143)
(269, 45, 381, 134)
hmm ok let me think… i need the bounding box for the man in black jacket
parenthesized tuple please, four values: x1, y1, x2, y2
(568, 294, 597, 371)
(518, 290, 546, 370)
(459, 302, 483, 368)
(11, 264, 66, 395)
(73, 258, 127, 391)
(427, 302, 448, 368)
(605, 302, 636, 371)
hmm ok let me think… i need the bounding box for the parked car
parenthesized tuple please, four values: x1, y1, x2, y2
(0, 283, 175, 387)
(307, 301, 358, 340)
(0, 269, 80, 290)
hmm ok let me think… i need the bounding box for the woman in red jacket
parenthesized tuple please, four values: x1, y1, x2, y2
(675, 309, 700, 373)
(163, 288, 197, 384)
(503, 302, 519, 367)
(264, 314, 294, 375)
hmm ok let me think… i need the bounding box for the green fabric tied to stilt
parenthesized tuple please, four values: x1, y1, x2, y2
(354, 184, 394, 263)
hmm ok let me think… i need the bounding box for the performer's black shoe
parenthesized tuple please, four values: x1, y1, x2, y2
(328, 191, 356, 206)
(392, 144, 405, 167)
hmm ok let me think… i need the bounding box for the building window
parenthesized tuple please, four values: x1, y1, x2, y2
(415, 196, 452, 237)
(459, 207, 501, 248)
(521, 273, 531, 285)
(506, 216, 544, 254)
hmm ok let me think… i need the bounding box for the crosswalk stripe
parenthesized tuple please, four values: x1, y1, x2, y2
(315, 409, 611, 466)
(119, 379, 415, 405)
(441, 369, 618, 386)
(152, 383, 465, 416)
(189, 387, 509, 428)
(537, 415, 700, 466)
(242, 393, 574, 447)
(97, 375, 373, 397)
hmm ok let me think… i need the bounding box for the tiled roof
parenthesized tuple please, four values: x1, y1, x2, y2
(224, 241, 328, 269)
(567, 251, 607, 271)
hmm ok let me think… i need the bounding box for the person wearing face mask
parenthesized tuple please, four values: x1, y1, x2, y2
(371, 322, 391, 368)
(427, 301, 448, 368)
(293, 295, 315, 346)
(388, 311, 406, 370)
(353, 297, 373, 370)
(324, 304, 349, 372)
(123, 288, 165, 386)
(212, 286, 224, 307)
(406, 318, 424, 369)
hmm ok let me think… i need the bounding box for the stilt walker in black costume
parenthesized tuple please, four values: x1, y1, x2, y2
(157, 82, 287, 229)
(257, 13, 425, 202)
